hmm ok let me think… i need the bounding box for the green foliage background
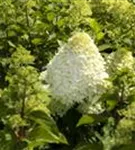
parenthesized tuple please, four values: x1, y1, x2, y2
(0, 0, 135, 150)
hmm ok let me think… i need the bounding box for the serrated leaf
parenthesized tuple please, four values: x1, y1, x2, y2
(28, 110, 68, 148)
(28, 125, 67, 147)
(28, 110, 56, 128)
(27, 124, 67, 149)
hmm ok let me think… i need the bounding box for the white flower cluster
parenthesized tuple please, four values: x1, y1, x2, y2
(107, 48, 134, 74)
(43, 32, 109, 116)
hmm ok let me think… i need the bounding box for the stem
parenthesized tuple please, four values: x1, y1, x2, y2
(18, 87, 26, 139)
(20, 97, 25, 119)
(26, 5, 30, 28)
(25, 2, 32, 47)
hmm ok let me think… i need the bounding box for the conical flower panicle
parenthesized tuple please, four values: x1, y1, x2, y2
(43, 32, 109, 115)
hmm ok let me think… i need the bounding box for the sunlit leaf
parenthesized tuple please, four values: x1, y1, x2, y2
(77, 115, 95, 127)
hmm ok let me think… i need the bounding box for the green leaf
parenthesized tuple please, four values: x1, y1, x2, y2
(89, 18, 101, 33)
(98, 44, 113, 51)
(26, 0, 36, 8)
(57, 18, 65, 28)
(77, 115, 95, 127)
(7, 41, 16, 48)
(77, 114, 108, 127)
(28, 110, 68, 148)
(106, 99, 117, 111)
(47, 12, 55, 21)
(28, 125, 66, 148)
(32, 38, 43, 45)
(96, 32, 104, 41)
(28, 110, 56, 128)
(0, 129, 16, 150)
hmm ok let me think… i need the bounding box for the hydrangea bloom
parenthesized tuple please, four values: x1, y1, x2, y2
(43, 32, 109, 115)
(107, 48, 134, 74)
(106, 49, 135, 100)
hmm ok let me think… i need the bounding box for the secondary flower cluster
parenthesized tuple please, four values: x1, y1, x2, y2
(42, 32, 109, 116)
(107, 48, 134, 75)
